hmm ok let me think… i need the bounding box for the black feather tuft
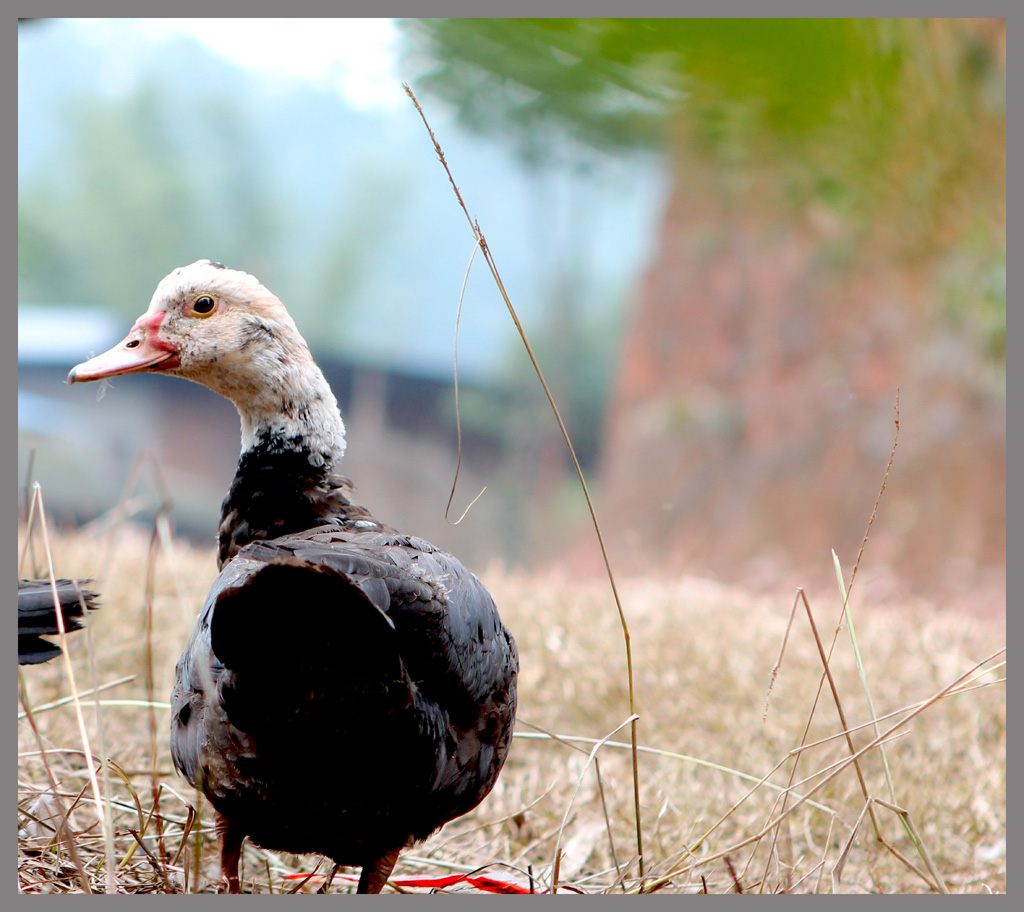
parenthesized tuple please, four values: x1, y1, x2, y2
(18, 579, 100, 665)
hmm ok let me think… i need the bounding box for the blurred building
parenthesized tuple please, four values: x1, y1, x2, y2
(19, 307, 513, 571)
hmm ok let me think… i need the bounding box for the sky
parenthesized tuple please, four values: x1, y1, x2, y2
(123, 18, 408, 111)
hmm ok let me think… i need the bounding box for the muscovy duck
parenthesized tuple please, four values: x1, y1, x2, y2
(18, 579, 100, 665)
(68, 260, 518, 893)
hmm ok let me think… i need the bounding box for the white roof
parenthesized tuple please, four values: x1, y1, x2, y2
(18, 307, 122, 365)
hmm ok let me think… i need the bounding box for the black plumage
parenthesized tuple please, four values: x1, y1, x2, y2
(67, 260, 519, 893)
(18, 579, 99, 665)
(173, 529, 517, 893)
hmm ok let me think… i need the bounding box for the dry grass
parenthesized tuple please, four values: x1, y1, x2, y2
(18, 516, 1005, 894)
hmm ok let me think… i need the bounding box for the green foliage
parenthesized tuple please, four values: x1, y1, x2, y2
(405, 19, 680, 162)
(17, 68, 410, 352)
(18, 78, 283, 312)
(408, 17, 1006, 358)
(405, 19, 901, 159)
(939, 246, 1006, 370)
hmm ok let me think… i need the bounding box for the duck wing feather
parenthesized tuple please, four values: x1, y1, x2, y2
(169, 527, 518, 864)
(18, 579, 100, 665)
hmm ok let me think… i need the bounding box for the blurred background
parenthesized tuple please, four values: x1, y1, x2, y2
(18, 18, 1005, 611)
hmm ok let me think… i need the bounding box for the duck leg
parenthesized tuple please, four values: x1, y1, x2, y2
(356, 846, 401, 894)
(215, 812, 245, 893)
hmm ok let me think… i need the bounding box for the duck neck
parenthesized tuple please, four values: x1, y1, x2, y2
(218, 364, 349, 565)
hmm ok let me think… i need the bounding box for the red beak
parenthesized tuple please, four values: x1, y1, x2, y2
(67, 311, 180, 384)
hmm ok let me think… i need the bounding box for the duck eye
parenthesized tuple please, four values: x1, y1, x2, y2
(192, 295, 216, 316)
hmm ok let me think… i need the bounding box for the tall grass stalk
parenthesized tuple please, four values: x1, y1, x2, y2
(404, 82, 647, 883)
(21, 485, 117, 893)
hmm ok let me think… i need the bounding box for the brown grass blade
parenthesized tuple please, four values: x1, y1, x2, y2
(404, 80, 646, 882)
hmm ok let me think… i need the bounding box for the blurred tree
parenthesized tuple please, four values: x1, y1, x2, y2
(409, 18, 889, 150)
(408, 18, 1005, 596)
(17, 69, 404, 347)
(18, 78, 283, 311)
(409, 18, 1003, 280)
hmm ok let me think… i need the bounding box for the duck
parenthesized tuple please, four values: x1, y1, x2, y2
(18, 579, 100, 665)
(68, 260, 518, 893)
